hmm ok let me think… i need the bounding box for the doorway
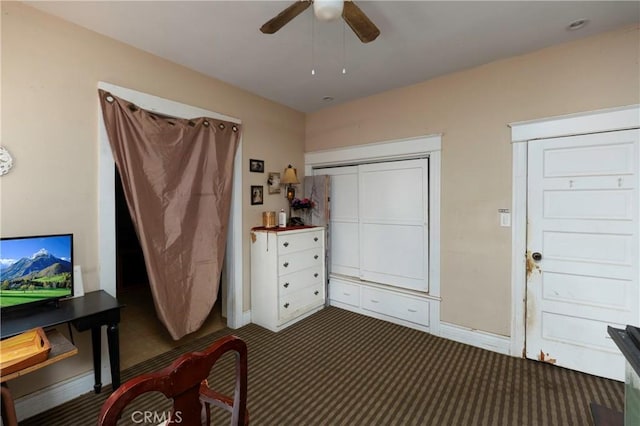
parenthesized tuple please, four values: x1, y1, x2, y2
(510, 105, 640, 381)
(525, 129, 639, 380)
(114, 167, 226, 370)
(98, 82, 246, 374)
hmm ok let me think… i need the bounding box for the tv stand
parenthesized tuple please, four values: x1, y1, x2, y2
(0, 290, 123, 394)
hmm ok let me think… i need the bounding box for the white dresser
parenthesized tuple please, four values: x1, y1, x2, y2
(250, 226, 326, 332)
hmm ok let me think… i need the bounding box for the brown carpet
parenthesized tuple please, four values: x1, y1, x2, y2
(20, 307, 623, 425)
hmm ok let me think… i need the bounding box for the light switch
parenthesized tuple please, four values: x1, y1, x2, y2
(498, 209, 511, 227)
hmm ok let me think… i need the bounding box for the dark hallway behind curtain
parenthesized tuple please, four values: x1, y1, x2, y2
(99, 89, 241, 340)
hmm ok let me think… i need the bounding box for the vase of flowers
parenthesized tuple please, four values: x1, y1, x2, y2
(290, 198, 314, 225)
(291, 197, 314, 211)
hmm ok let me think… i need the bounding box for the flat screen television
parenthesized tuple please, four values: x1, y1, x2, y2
(0, 233, 73, 312)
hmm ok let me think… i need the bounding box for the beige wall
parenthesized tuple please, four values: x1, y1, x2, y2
(306, 25, 640, 337)
(1, 2, 304, 397)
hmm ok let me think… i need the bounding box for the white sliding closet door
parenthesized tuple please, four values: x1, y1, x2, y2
(324, 166, 360, 277)
(360, 159, 429, 291)
(317, 159, 429, 292)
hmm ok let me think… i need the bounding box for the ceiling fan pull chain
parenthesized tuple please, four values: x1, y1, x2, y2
(342, 20, 347, 74)
(311, 9, 316, 76)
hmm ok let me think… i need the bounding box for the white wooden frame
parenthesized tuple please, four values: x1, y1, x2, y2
(508, 104, 640, 357)
(305, 134, 441, 332)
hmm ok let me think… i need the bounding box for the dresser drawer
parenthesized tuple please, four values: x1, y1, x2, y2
(362, 287, 429, 326)
(277, 230, 323, 255)
(279, 283, 324, 322)
(278, 266, 323, 296)
(329, 279, 360, 307)
(278, 248, 323, 275)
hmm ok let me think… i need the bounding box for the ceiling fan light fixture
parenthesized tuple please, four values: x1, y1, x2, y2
(260, 0, 379, 44)
(314, 0, 344, 22)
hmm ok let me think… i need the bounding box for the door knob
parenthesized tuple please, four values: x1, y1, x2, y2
(532, 252, 542, 261)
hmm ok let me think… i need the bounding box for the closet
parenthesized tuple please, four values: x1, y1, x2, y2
(314, 156, 438, 332)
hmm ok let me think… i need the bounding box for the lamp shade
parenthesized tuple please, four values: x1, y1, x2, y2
(281, 165, 300, 185)
(313, 0, 344, 22)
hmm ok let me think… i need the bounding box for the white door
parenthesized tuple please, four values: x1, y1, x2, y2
(526, 129, 639, 380)
(359, 159, 429, 292)
(320, 166, 360, 278)
(316, 158, 429, 292)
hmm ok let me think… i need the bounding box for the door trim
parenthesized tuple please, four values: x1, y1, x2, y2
(508, 104, 640, 357)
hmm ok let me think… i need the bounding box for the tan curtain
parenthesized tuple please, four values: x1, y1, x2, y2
(99, 90, 241, 340)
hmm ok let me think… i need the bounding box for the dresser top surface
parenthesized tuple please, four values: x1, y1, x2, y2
(251, 226, 323, 234)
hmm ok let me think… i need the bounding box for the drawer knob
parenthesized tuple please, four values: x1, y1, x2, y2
(314, 290, 319, 295)
(283, 262, 289, 268)
(371, 299, 380, 304)
(314, 237, 318, 242)
(284, 303, 290, 309)
(314, 273, 319, 278)
(408, 308, 417, 313)
(314, 254, 319, 259)
(283, 283, 290, 288)
(283, 242, 289, 247)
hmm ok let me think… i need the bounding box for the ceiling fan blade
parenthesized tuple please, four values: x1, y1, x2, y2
(342, 1, 380, 43)
(260, 0, 312, 34)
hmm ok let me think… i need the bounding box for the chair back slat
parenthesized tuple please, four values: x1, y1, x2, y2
(98, 335, 248, 426)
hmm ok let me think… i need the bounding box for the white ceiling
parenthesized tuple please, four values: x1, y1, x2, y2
(26, 1, 640, 113)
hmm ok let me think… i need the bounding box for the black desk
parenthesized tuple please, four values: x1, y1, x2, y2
(1, 290, 123, 393)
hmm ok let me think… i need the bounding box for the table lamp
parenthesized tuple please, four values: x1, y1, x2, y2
(281, 165, 299, 202)
(281, 165, 300, 222)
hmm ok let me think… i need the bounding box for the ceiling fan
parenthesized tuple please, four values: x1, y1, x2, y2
(260, 0, 380, 44)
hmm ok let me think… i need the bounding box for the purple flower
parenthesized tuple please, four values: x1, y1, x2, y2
(291, 197, 314, 210)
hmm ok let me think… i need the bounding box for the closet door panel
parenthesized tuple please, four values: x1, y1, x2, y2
(328, 170, 358, 221)
(361, 223, 427, 291)
(360, 161, 426, 224)
(316, 167, 360, 277)
(330, 222, 359, 276)
(359, 159, 428, 292)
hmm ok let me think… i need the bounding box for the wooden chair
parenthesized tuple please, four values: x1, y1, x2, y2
(98, 335, 248, 426)
(1, 383, 19, 426)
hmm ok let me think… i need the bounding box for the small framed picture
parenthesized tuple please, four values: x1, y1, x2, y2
(267, 172, 281, 194)
(251, 185, 264, 205)
(249, 159, 264, 173)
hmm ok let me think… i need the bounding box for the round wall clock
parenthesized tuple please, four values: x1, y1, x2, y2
(0, 146, 14, 176)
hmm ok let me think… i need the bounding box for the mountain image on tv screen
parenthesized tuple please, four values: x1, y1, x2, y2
(0, 234, 73, 308)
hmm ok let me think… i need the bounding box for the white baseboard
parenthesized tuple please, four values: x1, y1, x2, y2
(14, 368, 106, 421)
(439, 322, 511, 355)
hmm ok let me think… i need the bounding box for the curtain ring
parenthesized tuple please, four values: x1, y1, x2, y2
(232, 125, 238, 132)
(218, 123, 225, 130)
(203, 121, 209, 127)
(105, 94, 115, 103)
